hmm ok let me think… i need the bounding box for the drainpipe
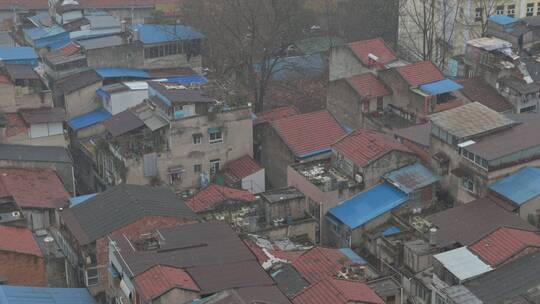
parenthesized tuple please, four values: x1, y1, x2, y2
(71, 165, 76, 196)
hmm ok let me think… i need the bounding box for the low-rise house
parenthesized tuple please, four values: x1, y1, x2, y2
(325, 182, 409, 248)
(394, 123, 431, 164)
(379, 61, 464, 122)
(456, 77, 513, 113)
(97, 81, 149, 115)
(49, 0, 84, 25)
(253, 106, 299, 162)
(0, 225, 45, 286)
(67, 107, 111, 139)
(469, 227, 540, 268)
(0, 64, 53, 113)
(292, 278, 385, 304)
(108, 221, 281, 303)
(0, 108, 66, 147)
(260, 110, 346, 188)
(53, 69, 103, 119)
(0, 285, 96, 304)
(497, 76, 540, 113)
(219, 155, 265, 194)
(196, 286, 291, 304)
(184, 184, 257, 222)
(327, 73, 392, 131)
(488, 167, 540, 224)
(382, 163, 440, 210)
(0, 46, 39, 66)
(22, 25, 69, 49)
(43, 43, 88, 81)
(132, 24, 204, 72)
(0, 168, 70, 231)
(329, 38, 399, 81)
(0, 144, 75, 194)
(58, 185, 198, 301)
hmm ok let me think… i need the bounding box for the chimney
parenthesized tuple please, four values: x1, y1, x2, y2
(429, 227, 438, 247)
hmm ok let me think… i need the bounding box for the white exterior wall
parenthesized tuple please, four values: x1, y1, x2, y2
(242, 169, 265, 194)
(28, 122, 63, 138)
(110, 90, 148, 115)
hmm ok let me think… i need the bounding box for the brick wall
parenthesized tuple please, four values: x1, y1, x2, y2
(0, 252, 46, 286)
(92, 216, 197, 296)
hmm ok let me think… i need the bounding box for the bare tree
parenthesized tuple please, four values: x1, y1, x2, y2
(473, 0, 507, 36)
(178, 0, 315, 113)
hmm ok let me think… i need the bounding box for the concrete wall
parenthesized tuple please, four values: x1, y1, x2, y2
(86, 42, 144, 70)
(242, 169, 265, 194)
(520, 196, 540, 224)
(255, 218, 318, 244)
(379, 69, 425, 119)
(108, 89, 148, 115)
(2, 132, 68, 148)
(123, 108, 253, 192)
(327, 79, 363, 130)
(260, 126, 297, 189)
(0, 83, 53, 113)
(264, 196, 308, 223)
(329, 46, 368, 81)
(156, 288, 199, 304)
(143, 53, 202, 73)
(64, 81, 102, 119)
(360, 151, 419, 188)
(0, 252, 46, 286)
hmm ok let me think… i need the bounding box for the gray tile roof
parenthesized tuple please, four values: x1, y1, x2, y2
(465, 253, 540, 303)
(55, 69, 101, 95)
(103, 110, 145, 137)
(429, 102, 515, 139)
(61, 184, 198, 245)
(0, 144, 72, 163)
(394, 123, 431, 147)
(261, 187, 305, 204)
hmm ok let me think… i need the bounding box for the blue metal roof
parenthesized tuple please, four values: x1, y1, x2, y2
(0, 285, 96, 304)
(68, 108, 112, 131)
(69, 193, 98, 206)
(328, 183, 408, 229)
(0, 47, 38, 61)
(131, 24, 204, 44)
(419, 79, 463, 95)
(489, 167, 540, 205)
(95, 68, 150, 79)
(383, 163, 440, 194)
(23, 26, 66, 41)
(382, 226, 401, 237)
(339, 248, 367, 264)
(166, 75, 208, 85)
(489, 15, 518, 26)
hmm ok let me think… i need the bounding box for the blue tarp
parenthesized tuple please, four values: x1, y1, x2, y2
(419, 79, 463, 95)
(489, 15, 518, 26)
(68, 108, 112, 131)
(131, 24, 204, 44)
(0, 285, 96, 304)
(0, 47, 38, 66)
(383, 226, 402, 237)
(69, 193, 98, 206)
(328, 183, 408, 229)
(383, 163, 440, 194)
(339, 248, 367, 264)
(489, 167, 540, 205)
(167, 75, 208, 85)
(95, 68, 150, 79)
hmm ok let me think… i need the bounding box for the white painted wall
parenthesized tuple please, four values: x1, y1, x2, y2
(28, 122, 63, 138)
(242, 169, 265, 194)
(110, 90, 148, 115)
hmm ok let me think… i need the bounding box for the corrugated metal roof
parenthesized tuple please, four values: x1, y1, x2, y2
(95, 68, 150, 79)
(0, 47, 38, 61)
(383, 163, 440, 194)
(24, 26, 66, 40)
(419, 79, 463, 95)
(0, 285, 96, 304)
(338, 248, 367, 264)
(489, 167, 540, 205)
(429, 102, 515, 139)
(445, 286, 483, 304)
(382, 226, 402, 236)
(68, 108, 111, 131)
(328, 183, 408, 229)
(489, 15, 519, 26)
(69, 193, 98, 206)
(131, 24, 204, 44)
(433, 247, 493, 281)
(166, 75, 208, 86)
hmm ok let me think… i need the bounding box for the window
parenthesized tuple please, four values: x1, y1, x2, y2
(170, 172, 181, 182)
(496, 5, 505, 15)
(527, 3, 534, 16)
(192, 133, 202, 144)
(209, 128, 223, 144)
(85, 267, 99, 286)
(462, 176, 475, 193)
(520, 105, 537, 113)
(508, 4, 515, 17)
(194, 164, 202, 173)
(537, 3, 540, 15)
(210, 159, 220, 176)
(475, 7, 483, 21)
(377, 97, 384, 111)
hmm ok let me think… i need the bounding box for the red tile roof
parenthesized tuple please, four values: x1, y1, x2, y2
(348, 38, 398, 67)
(0, 75, 10, 84)
(346, 73, 391, 98)
(0, 168, 70, 209)
(271, 110, 346, 158)
(396, 61, 445, 86)
(2, 113, 27, 138)
(469, 227, 540, 267)
(135, 265, 199, 302)
(185, 184, 256, 213)
(59, 42, 81, 57)
(292, 247, 351, 284)
(222, 155, 263, 185)
(332, 129, 412, 167)
(0, 225, 42, 257)
(457, 77, 513, 112)
(293, 279, 384, 304)
(254, 106, 299, 126)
